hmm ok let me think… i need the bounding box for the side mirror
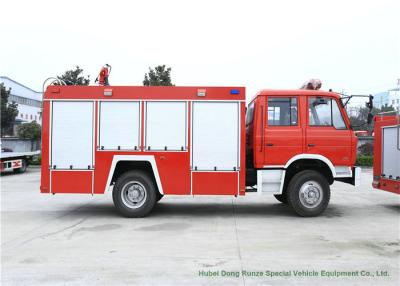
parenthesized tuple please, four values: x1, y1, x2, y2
(367, 113, 373, 125)
(366, 95, 374, 110)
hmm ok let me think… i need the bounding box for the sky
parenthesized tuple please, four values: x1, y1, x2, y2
(1, 0, 399, 103)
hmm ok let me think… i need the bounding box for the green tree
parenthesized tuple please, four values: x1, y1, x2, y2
(17, 121, 41, 151)
(1, 83, 19, 136)
(56, 66, 90, 85)
(143, 65, 174, 86)
(17, 121, 41, 140)
(349, 105, 395, 133)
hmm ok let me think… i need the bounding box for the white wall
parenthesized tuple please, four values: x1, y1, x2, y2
(15, 104, 41, 123)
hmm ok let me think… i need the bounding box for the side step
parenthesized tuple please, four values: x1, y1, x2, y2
(257, 169, 285, 194)
(245, 186, 257, 192)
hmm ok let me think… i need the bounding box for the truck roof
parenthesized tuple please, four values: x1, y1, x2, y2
(250, 89, 341, 103)
(44, 86, 246, 101)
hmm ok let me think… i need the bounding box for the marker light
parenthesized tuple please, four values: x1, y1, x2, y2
(104, 89, 113, 96)
(197, 89, 206, 97)
(230, 89, 240, 95)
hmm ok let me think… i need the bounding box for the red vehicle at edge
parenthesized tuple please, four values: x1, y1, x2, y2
(40, 85, 360, 217)
(372, 113, 400, 194)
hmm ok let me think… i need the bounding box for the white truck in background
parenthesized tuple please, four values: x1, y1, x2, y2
(0, 147, 40, 174)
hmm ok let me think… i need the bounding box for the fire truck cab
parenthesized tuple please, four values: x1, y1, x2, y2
(40, 85, 360, 218)
(245, 89, 360, 216)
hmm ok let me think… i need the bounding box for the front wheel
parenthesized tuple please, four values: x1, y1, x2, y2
(274, 193, 288, 204)
(287, 170, 330, 217)
(112, 171, 157, 218)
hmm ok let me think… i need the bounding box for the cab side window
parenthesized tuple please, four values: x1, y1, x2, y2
(309, 97, 346, 129)
(268, 97, 298, 126)
(246, 101, 255, 126)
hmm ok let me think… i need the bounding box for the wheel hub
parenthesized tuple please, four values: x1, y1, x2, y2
(121, 181, 147, 209)
(299, 181, 323, 208)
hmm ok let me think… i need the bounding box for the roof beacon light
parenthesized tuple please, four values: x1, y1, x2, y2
(230, 89, 240, 95)
(300, 79, 322, 90)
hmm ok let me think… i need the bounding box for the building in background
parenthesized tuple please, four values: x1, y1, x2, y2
(387, 86, 400, 111)
(0, 76, 42, 126)
(373, 80, 400, 111)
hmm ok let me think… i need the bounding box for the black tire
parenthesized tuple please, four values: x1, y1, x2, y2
(112, 170, 157, 218)
(274, 192, 288, 204)
(287, 170, 330, 217)
(156, 192, 164, 202)
(14, 159, 27, 174)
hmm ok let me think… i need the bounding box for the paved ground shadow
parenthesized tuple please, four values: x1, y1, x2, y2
(381, 203, 400, 213)
(64, 200, 345, 219)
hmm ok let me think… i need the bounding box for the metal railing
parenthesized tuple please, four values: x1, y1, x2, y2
(42, 77, 66, 94)
(40, 78, 67, 109)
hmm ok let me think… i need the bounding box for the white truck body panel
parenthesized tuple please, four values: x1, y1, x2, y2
(382, 126, 400, 179)
(145, 101, 187, 151)
(51, 101, 94, 169)
(99, 101, 140, 150)
(191, 102, 239, 171)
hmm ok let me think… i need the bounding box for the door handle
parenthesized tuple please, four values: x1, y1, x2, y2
(308, 144, 315, 147)
(266, 143, 274, 146)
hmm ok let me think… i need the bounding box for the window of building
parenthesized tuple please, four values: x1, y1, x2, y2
(268, 97, 298, 126)
(6, 94, 41, 107)
(20, 113, 23, 118)
(309, 97, 346, 129)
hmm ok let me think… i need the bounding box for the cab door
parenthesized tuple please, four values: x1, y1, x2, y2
(263, 96, 303, 166)
(305, 96, 352, 166)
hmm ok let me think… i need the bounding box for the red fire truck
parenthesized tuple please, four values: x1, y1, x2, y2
(372, 113, 400, 194)
(40, 85, 360, 217)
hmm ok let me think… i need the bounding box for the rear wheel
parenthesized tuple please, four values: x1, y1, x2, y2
(287, 170, 330, 217)
(156, 192, 164, 202)
(112, 171, 157, 217)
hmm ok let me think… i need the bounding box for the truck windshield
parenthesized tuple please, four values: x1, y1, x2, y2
(246, 101, 255, 125)
(309, 97, 346, 129)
